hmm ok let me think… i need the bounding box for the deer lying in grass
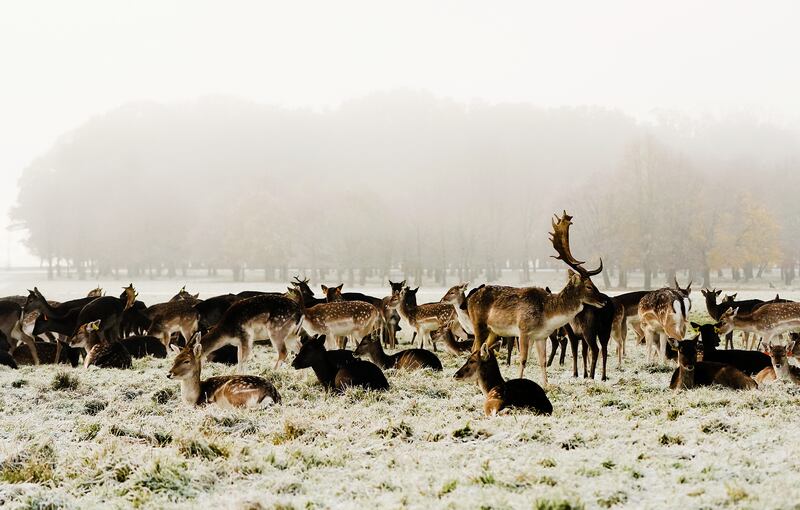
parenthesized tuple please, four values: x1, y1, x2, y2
(715, 303, 800, 351)
(394, 286, 458, 351)
(354, 335, 442, 370)
(70, 320, 132, 369)
(0, 300, 38, 364)
(431, 328, 472, 355)
(669, 338, 757, 390)
(199, 293, 304, 369)
(453, 343, 552, 416)
(147, 299, 200, 347)
(755, 342, 800, 385)
(691, 322, 771, 375)
(466, 212, 605, 385)
(168, 340, 281, 408)
(290, 287, 380, 350)
(119, 335, 167, 358)
(638, 286, 689, 364)
(0, 349, 17, 369)
(291, 335, 389, 391)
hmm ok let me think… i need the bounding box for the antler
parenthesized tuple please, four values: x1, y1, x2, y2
(549, 211, 603, 277)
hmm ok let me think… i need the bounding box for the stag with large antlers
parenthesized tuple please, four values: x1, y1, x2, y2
(466, 212, 605, 385)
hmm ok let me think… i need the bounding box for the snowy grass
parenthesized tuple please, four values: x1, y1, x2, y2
(3, 326, 800, 510)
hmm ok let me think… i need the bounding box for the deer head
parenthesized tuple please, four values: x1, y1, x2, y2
(168, 340, 202, 380)
(70, 320, 102, 348)
(714, 307, 738, 336)
(354, 335, 379, 357)
(441, 282, 469, 305)
(388, 280, 406, 295)
(321, 284, 344, 302)
(549, 211, 605, 308)
(291, 335, 326, 369)
(673, 337, 698, 372)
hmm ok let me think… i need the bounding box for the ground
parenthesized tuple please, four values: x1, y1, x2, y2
(1, 274, 800, 509)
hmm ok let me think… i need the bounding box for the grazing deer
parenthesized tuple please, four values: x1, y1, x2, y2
(431, 327, 472, 355)
(168, 340, 281, 408)
(291, 335, 389, 391)
(354, 335, 442, 370)
(392, 287, 456, 351)
(466, 212, 605, 385)
(669, 338, 757, 390)
(0, 300, 39, 364)
(70, 320, 133, 369)
(716, 303, 800, 351)
(290, 287, 380, 350)
(638, 286, 688, 364)
(73, 284, 138, 342)
(147, 300, 200, 348)
(453, 343, 552, 416)
(120, 335, 167, 358)
(691, 322, 771, 375)
(755, 342, 800, 385)
(199, 293, 304, 370)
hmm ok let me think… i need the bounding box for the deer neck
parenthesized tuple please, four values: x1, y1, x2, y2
(180, 367, 202, 405)
(398, 298, 416, 324)
(477, 359, 505, 396)
(547, 286, 586, 324)
(312, 353, 339, 388)
(449, 295, 473, 334)
(704, 296, 720, 319)
(367, 344, 391, 369)
(678, 364, 695, 389)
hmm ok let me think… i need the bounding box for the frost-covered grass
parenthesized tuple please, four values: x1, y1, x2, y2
(3, 328, 800, 510)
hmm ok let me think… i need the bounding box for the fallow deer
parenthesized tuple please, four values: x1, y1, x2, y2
(24, 288, 95, 320)
(715, 303, 800, 351)
(466, 212, 605, 385)
(354, 334, 442, 370)
(70, 320, 133, 369)
(119, 335, 167, 358)
(638, 286, 689, 364)
(321, 284, 397, 347)
(12, 340, 80, 366)
(453, 343, 552, 416)
(291, 335, 389, 391)
(566, 295, 614, 380)
(194, 294, 239, 332)
(169, 285, 200, 303)
(146, 299, 200, 348)
(431, 327, 472, 355)
(290, 277, 326, 307)
(290, 287, 380, 350)
(691, 322, 771, 375)
(669, 338, 757, 390)
(74, 284, 138, 342)
(610, 290, 648, 365)
(755, 343, 800, 385)
(392, 286, 456, 351)
(0, 350, 17, 369)
(0, 300, 38, 364)
(87, 286, 105, 298)
(198, 293, 304, 370)
(721, 293, 789, 349)
(168, 340, 281, 408)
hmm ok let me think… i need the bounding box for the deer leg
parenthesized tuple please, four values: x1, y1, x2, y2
(658, 333, 668, 364)
(547, 333, 558, 367)
(518, 333, 530, 379)
(274, 339, 287, 369)
(534, 336, 548, 386)
(567, 328, 580, 377)
(644, 329, 655, 363)
(11, 321, 38, 365)
(587, 332, 599, 379)
(559, 336, 568, 366)
(505, 337, 514, 366)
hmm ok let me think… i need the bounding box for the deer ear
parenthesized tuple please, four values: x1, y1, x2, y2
(335, 284, 343, 292)
(193, 343, 203, 357)
(732, 307, 739, 317)
(479, 342, 491, 360)
(690, 322, 700, 330)
(170, 344, 181, 354)
(321, 285, 328, 293)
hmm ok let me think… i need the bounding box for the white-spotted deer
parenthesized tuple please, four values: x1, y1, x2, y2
(638, 285, 689, 364)
(715, 303, 800, 350)
(392, 287, 456, 351)
(466, 212, 605, 385)
(453, 343, 552, 416)
(168, 339, 281, 408)
(289, 287, 380, 350)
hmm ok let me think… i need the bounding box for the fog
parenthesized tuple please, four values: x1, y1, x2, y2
(2, 1, 800, 289)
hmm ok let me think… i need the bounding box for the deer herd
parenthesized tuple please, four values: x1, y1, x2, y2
(2, 212, 800, 417)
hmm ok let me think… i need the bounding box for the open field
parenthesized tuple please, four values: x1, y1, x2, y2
(2, 278, 800, 509)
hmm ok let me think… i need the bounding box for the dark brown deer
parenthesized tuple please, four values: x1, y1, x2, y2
(566, 295, 615, 380)
(291, 335, 389, 392)
(0, 300, 38, 364)
(609, 290, 648, 364)
(453, 343, 552, 416)
(669, 338, 757, 390)
(23, 288, 96, 320)
(73, 284, 138, 342)
(194, 294, 240, 332)
(169, 286, 200, 303)
(466, 212, 605, 385)
(692, 322, 771, 375)
(354, 334, 442, 370)
(199, 293, 304, 370)
(168, 339, 281, 408)
(119, 335, 167, 358)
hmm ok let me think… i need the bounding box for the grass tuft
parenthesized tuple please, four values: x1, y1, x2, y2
(51, 371, 78, 391)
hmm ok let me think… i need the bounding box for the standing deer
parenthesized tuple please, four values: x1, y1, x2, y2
(0, 300, 38, 364)
(715, 303, 800, 351)
(638, 286, 688, 364)
(453, 343, 552, 416)
(289, 287, 380, 350)
(392, 287, 456, 351)
(168, 339, 281, 408)
(321, 284, 397, 348)
(610, 290, 650, 364)
(199, 293, 304, 369)
(73, 284, 138, 342)
(466, 212, 605, 385)
(146, 300, 200, 348)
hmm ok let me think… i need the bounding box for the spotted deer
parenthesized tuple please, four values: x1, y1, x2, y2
(453, 343, 552, 416)
(199, 293, 304, 370)
(290, 287, 380, 350)
(715, 303, 800, 351)
(70, 320, 132, 369)
(638, 285, 689, 364)
(392, 286, 456, 351)
(321, 284, 397, 347)
(466, 212, 605, 385)
(146, 299, 200, 347)
(168, 339, 281, 408)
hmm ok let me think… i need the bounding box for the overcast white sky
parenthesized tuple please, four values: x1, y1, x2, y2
(1, 0, 799, 265)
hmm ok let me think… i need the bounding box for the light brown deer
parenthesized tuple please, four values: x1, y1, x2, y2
(289, 288, 380, 350)
(441, 282, 474, 336)
(146, 299, 200, 347)
(168, 340, 281, 408)
(716, 303, 800, 350)
(466, 212, 605, 385)
(392, 287, 456, 351)
(638, 286, 689, 364)
(754, 342, 800, 385)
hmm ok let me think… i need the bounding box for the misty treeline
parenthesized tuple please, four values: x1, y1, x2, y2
(11, 92, 800, 288)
